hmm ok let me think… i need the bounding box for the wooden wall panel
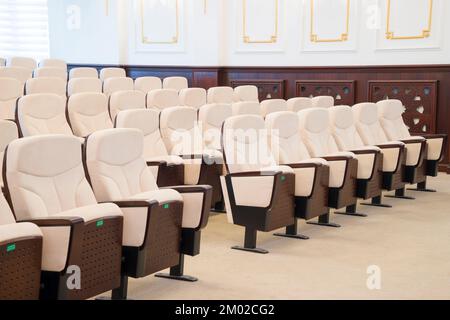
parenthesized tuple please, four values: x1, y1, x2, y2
(295, 80, 356, 106)
(230, 79, 285, 100)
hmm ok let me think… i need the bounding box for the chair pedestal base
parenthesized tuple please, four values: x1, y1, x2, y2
(335, 204, 367, 217)
(361, 196, 392, 208)
(155, 254, 198, 282)
(307, 213, 341, 228)
(232, 227, 269, 254)
(385, 188, 415, 200)
(407, 181, 436, 193)
(273, 221, 309, 240)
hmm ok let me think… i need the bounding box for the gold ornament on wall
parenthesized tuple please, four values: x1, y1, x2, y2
(140, 0, 179, 44)
(242, 0, 279, 44)
(310, 0, 351, 43)
(386, 0, 433, 40)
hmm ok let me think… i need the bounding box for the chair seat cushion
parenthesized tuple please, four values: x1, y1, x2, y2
(261, 165, 294, 174)
(131, 189, 183, 203)
(147, 155, 184, 165)
(0, 222, 42, 243)
(56, 203, 123, 222)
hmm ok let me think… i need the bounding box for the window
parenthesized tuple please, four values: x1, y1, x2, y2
(0, 0, 50, 59)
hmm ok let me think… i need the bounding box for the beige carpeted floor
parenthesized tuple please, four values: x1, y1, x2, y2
(118, 174, 450, 300)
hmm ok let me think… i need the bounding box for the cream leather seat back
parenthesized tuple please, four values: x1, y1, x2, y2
(163, 76, 188, 92)
(5, 135, 98, 220)
(207, 87, 234, 104)
(68, 93, 113, 137)
(103, 77, 134, 96)
(135, 76, 162, 94)
(353, 103, 390, 146)
(329, 105, 366, 150)
(25, 77, 67, 98)
(234, 85, 259, 102)
(85, 128, 159, 202)
(198, 103, 232, 151)
(39, 59, 67, 71)
(312, 96, 334, 108)
(109, 90, 146, 121)
(7, 57, 37, 70)
(115, 109, 171, 161)
(377, 100, 411, 140)
(0, 67, 33, 84)
(34, 67, 67, 81)
(222, 115, 277, 174)
(67, 78, 102, 96)
(298, 108, 340, 157)
(160, 106, 204, 156)
(231, 101, 260, 116)
(147, 89, 180, 110)
(0, 120, 18, 188)
(69, 67, 98, 79)
(0, 78, 23, 120)
(287, 97, 312, 112)
(265, 111, 313, 164)
(100, 67, 126, 81)
(260, 99, 288, 117)
(17, 94, 73, 137)
(179, 88, 207, 109)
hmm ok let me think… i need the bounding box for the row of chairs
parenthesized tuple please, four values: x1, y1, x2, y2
(219, 102, 446, 252)
(0, 129, 212, 300)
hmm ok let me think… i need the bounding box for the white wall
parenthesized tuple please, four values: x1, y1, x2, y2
(48, 0, 450, 66)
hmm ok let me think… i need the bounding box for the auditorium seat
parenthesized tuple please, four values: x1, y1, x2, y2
(298, 108, 360, 216)
(207, 86, 234, 104)
(135, 76, 162, 94)
(67, 92, 113, 137)
(147, 89, 180, 110)
(115, 109, 185, 187)
(25, 77, 67, 98)
(3, 134, 123, 300)
(179, 88, 207, 109)
(67, 78, 103, 96)
(231, 101, 260, 116)
(69, 67, 98, 79)
(265, 111, 333, 232)
(16, 94, 74, 138)
(0, 192, 43, 300)
(100, 67, 126, 81)
(85, 128, 211, 296)
(220, 115, 297, 253)
(353, 102, 416, 200)
(109, 90, 146, 121)
(287, 97, 312, 112)
(33, 67, 67, 81)
(311, 96, 334, 108)
(103, 77, 134, 96)
(198, 103, 232, 156)
(260, 99, 288, 117)
(377, 99, 447, 192)
(163, 76, 188, 92)
(0, 78, 23, 120)
(234, 85, 259, 102)
(0, 66, 33, 84)
(329, 106, 389, 208)
(160, 106, 223, 209)
(39, 59, 67, 71)
(7, 57, 37, 70)
(0, 120, 18, 189)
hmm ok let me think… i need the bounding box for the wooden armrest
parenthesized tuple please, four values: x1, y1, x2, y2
(100, 200, 158, 208)
(162, 185, 212, 194)
(146, 161, 167, 167)
(286, 162, 323, 169)
(351, 149, 380, 155)
(20, 216, 83, 227)
(322, 155, 352, 161)
(228, 171, 281, 178)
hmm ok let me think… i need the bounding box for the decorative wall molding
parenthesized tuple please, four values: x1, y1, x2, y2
(242, 0, 279, 44)
(310, 0, 350, 43)
(296, 80, 356, 106)
(386, 0, 433, 40)
(368, 80, 438, 134)
(140, 0, 179, 44)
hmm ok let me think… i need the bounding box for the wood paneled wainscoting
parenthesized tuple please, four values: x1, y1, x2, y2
(68, 64, 450, 173)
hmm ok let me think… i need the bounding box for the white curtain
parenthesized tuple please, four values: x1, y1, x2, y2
(0, 0, 50, 59)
